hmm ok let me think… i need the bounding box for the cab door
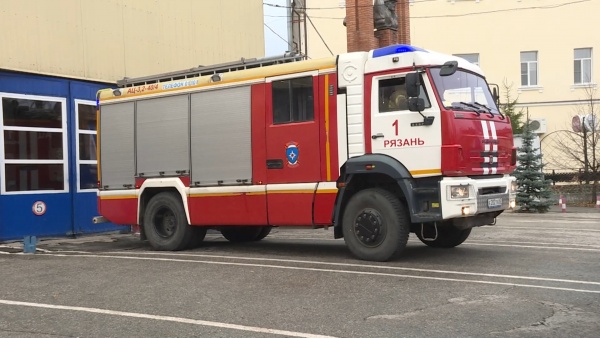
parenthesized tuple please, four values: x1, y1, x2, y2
(265, 72, 321, 225)
(369, 72, 442, 176)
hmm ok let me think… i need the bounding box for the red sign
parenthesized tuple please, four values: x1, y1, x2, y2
(572, 115, 582, 132)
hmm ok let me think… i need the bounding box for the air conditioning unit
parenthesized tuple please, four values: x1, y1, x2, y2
(527, 118, 547, 134)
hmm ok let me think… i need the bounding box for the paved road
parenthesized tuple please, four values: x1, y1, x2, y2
(1, 211, 599, 338)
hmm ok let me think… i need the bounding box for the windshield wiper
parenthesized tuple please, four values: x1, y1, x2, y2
(472, 102, 495, 118)
(457, 102, 483, 116)
(446, 104, 480, 116)
(472, 102, 491, 113)
(472, 102, 505, 120)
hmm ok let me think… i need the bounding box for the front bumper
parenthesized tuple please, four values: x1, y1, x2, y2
(439, 175, 516, 219)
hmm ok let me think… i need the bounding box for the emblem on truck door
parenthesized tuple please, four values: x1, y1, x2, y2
(286, 142, 299, 167)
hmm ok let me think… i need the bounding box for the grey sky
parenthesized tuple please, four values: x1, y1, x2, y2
(263, 0, 291, 56)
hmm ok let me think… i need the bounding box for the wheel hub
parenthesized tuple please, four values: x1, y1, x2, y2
(154, 207, 176, 238)
(354, 208, 385, 246)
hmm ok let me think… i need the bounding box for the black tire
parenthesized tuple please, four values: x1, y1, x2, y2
(415, 223, 471, 248)
(220, 227, 264, 242)
(342, 188, 410, 261)
(254, 226, 272, 241)
(187, 227, 208, 249)
(143, 192, 193, 251)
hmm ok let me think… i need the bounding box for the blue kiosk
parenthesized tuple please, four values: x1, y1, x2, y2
(0, 70, 121, 241)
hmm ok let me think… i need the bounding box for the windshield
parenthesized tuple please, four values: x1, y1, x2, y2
(430, 68, 499, 114)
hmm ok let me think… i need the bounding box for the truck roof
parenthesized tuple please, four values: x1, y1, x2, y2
(98, 56, 337, 103)
(98, 44, 485, 103)
(363, 45, 484, 77)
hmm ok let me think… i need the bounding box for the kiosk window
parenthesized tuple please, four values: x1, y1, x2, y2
(1, 95, 67, 193)
(76, 101, 98, 191)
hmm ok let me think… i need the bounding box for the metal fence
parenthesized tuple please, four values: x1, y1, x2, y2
(544, 169, 599, 206)
(544, 169, 600, 184)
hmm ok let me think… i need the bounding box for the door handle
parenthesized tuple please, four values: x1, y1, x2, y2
(371, 133, 384, 139)
(266, 159, 284, 169)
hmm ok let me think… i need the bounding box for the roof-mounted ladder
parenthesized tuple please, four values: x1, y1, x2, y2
(117, 53, 305, 88)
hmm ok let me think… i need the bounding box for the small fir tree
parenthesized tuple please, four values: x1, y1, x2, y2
(501, 80, 525, 134)
(514, 117, 553, 212)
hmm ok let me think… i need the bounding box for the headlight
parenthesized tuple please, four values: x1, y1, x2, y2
(511, 181, 517, 192)
(449, 185, 470, 199)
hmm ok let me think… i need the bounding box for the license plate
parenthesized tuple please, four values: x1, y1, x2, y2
(487, 198, 503, 208)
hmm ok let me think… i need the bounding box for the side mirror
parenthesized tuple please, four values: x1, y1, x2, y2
(405, 73, 421, 97)
(439, 61, 458, 77)
(490, 84, 500, 107)
(408, 97, 425, 112)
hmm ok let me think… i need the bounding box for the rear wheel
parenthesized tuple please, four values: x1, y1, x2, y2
(220, 226, 265, 242)
(342, 188, 410, 261)
(415, 223, 471, 248)
(187, 227, 208, 249)
(254, 226, 272, 241)
(143, 192, 193, 251)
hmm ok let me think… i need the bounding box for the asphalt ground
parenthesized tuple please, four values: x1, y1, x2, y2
(1, 209, 599, 338)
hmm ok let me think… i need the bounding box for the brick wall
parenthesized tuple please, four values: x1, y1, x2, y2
(346, 0, 377, 52)
(346, 0, 410, 52)
(397, 0, 410, 44)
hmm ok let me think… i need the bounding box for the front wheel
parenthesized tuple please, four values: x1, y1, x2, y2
(342, 188, 410, 261)
(415, 223, 471, 248)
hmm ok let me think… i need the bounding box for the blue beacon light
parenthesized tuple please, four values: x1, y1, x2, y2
(372, 44, 426, 58)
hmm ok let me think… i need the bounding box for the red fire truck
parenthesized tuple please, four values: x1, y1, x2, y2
(95, 44, 516, 261)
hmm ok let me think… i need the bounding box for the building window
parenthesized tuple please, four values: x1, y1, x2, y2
(75, 100, 98, 191)
(520, 51, 538, 87)
(272, 76, 314, 124)
(454, 53, 479, 66)
(574, 48, 592, 84)
(1, 93, 68, 193)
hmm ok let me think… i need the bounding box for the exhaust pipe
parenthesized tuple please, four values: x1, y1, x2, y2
(92, 216, 109, 224)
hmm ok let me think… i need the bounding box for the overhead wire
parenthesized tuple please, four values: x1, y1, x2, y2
(265, 14, 343, 20)
(264, 23, 293, 50)
(412, 0, 591, 18)
(263, 0, 591, 19)
(265, 1, 332, 58)
(305, 14, 334, 56)
(263, 0, 437, 10)
(264, 0, 592, 57)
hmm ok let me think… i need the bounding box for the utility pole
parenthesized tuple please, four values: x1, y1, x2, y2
(583, 115, 590, 184)
(286, 0, 294, 54)
(291, 0, 307, 57)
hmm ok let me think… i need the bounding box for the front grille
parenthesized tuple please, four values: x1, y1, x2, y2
(479, 187, 504, 195)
